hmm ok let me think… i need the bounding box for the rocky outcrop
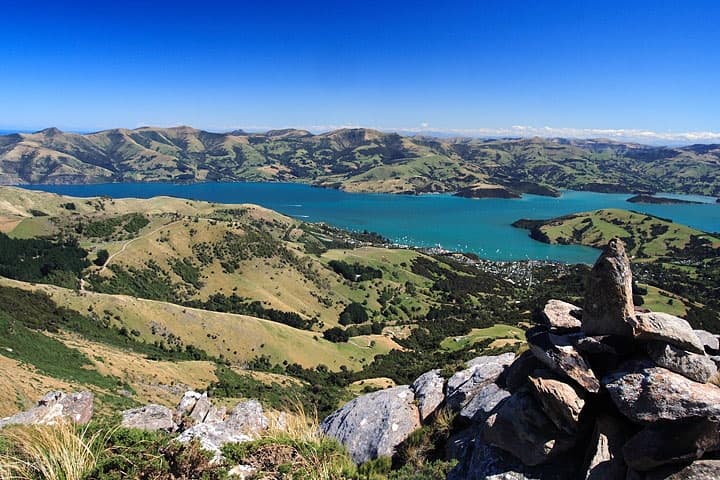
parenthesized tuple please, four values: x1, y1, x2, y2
(320, 386, 421, 464)
(410, 369, 445, 421)
(121, 404, 177, 432)
(445, 353, 515, 411)
(0, 391, 93, 428)
(583, 238, 635, 336)
(445, 238, 720, 479)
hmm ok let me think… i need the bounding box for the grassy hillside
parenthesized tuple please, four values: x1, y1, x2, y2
(0, 187, 537, 416)
(1, 127, 719, 196)
(513, 208, 720, 260)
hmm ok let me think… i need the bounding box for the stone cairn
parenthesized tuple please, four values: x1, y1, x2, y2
(322, 238, 720, 479)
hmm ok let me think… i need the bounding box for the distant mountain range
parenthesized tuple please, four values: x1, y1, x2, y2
(1, 126, 718, 196)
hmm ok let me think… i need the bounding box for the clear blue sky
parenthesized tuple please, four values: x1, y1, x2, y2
(1, 0, 718, 140)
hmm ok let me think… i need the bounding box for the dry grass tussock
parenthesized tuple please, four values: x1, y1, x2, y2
(0, 421, 113, 480)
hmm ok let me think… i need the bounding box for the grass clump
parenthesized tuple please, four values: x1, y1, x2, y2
(0, 422, 111, 480)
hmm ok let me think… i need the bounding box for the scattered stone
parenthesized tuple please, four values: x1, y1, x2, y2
(446, 353, 515, 410)
(121, 405, 177, 432)
(483, 390, 579, 466)
(623, 418, 720, 471)
(603, 361, 720, 423)
(583, 415, 628, 480)
(527, 373, 585, 433)
(410, 369, 445, 421)
(582, 238, 635, 337)
(321, 386, 421, 464)
(459, 383, 510, 423)
(527, 330, 600, 393)
(541, 299, 583, 330)
(646, 341, 717, 383)
(0, 391, 93, 428)
(630, 312, 705, 354)
(694, 329, 719, 354)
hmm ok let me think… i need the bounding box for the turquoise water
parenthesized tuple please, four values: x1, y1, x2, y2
(21, 183, 720, 264)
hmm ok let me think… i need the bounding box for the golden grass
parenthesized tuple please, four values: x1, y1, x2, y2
(0, 356, 74, 418)
(0, 422, 112, 480)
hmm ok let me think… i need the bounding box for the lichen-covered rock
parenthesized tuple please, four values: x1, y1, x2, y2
(527, 373, 585, 433)
(177, 399, 268, 463)
(603, 361, 720, 423)
(527, 330, 600, 393)
(410, 369, 445, 421)
(646, 341, 717, 383)
(622, 418, 720, 471)
(630, 312, 705, 354)
(541, 300, 583, 330)
(320, 386, 421, 464)
(459, 383, 510, 423)
(583, 415, 628, 480)
(121, 405, 177, 432)
(582, 238, 635, 337)
(189, 393, 213, 423)
(0, 391, 93, 428)
(446, 353, 515, 411)
(482, 390, 579, 466)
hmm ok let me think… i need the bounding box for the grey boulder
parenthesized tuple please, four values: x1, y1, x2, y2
(121, 404, 177, 432)
(446, 353, 515, 411)
(482, 390, 579, 466)
(694, 329, 719, 354)
(459, 383, 510, 423)
(0, 391, 93, 428)
(321, 385, 421, 464)
(410, 369, 445, 421)
(630, 312, 705, 354)
(583, 415, 628, 480)
(622, 418, 720, 471)
(603, 361, 720, 423)
(646, 341, 717, 383)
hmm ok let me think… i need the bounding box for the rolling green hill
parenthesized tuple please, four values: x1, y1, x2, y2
(1, 127, 719, 196)
(512, 208, 720, 260)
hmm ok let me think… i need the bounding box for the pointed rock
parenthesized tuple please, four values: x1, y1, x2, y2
(630, 312, 705, 354)
(646, 341, 717, 383)
(189, 393, 213, 423)
(410, 369, 445, 421)
(527, 330, 600, 392)
(582, 238, 635, 336)
(541, 299, 583, 330)
(603, 361, 720, 423)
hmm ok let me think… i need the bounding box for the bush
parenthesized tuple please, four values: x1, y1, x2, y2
(323, 327, 350, 343)
(339, 302, 369, 325)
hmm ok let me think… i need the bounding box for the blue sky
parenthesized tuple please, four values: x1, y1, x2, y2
(1, 1, 719, 142)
